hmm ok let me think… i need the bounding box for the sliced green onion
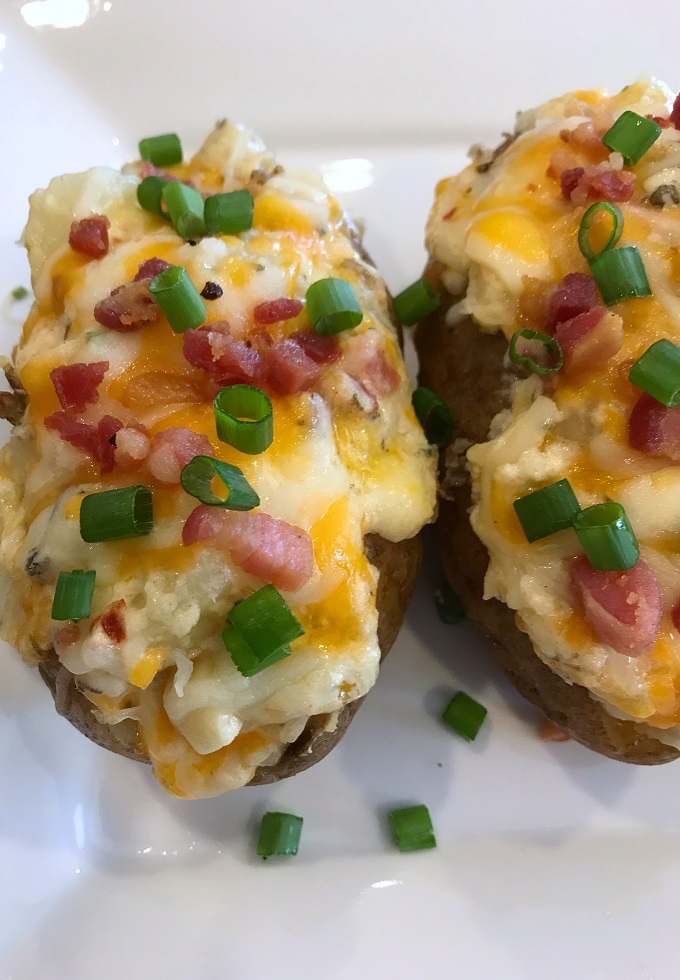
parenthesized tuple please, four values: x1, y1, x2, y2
(389, 805, 437, 853)
(393, 278, 440, 326)
(10, 285, 29, 302)
(572, 502, 640, 571)
(513, 479, 581, 543)
(602, 111, 662, 166)
(137, 176, 170, 217)
(180, 455, 259, 510)
(508, 328, 564, 376)
(578, 202, 624, 262)
(138, 133, 182, 167)
(51, 569, 96, 621)
(589, 245, 651, 305)
(223, 584, 304, 677)
(214, 385, 273, 455)
(162, 181, 206, 239)
(412, 386, 454, 447)
(306, 278, 363, 336)
(80, 486, 154, 543)
(433, 582, 464, 624)
(442, 691, 488, 741)
(149, 265, 207, 333)
(257, 812, 303, 857)
(628, 339, 680, 406)
(204, 190, 254, 236)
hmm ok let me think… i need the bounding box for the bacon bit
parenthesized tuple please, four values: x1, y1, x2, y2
(560, 167, 586, 200)
(554, 307, 623, 374)
(648, 114, 672, 129)
(44, 412, 123, 474)
(183, 504, 314, 592)
(341, 334, 400, 398)
(94, 280, 160, 333)
(147, 427, 214, 484)
(115, 424, 150, 470)
(183, 322, 264, 385)
(253, 298, 304, 325)
(289, 332, 341, 364)
(98, 415, 124, 474)
(628, 393, 680, 461)
(671, 94, 680, 130)
(672, 599, 680, 632)
(560, 121, 605, 154)
(51, 361, 109, 413)
(545, 273, 599, 332)
(540, 720, 571, 742)
(263, 339, 322, 395)
(589, 169, 635, 202)
(570, 556, 663, 656)
(69, 215, 111, 258)
(95, 599, 127, 644)
(134, 257, 173, 282)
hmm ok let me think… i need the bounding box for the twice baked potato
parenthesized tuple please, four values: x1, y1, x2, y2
(417, 79, 680, 763)
(0, 123, 436, 797)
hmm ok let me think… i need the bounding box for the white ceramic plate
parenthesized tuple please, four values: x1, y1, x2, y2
(2, 3, 680, 978)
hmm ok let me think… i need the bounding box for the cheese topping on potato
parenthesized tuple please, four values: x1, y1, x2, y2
(0, 123, 437, 797)
(428, 80, 680, 739)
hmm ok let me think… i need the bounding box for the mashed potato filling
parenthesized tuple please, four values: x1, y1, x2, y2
(0, 123, 436, 797)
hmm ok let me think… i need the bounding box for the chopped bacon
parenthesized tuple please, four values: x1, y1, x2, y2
(341, 334, 400, 398)
(146, 427, 213, 484)
(554, 307, 623, 374)
(183, 504, 314, 592)
(253, 298, 304, 325)
(44, 412, 123, 474)
(560, 121, 605, 154)
(51, 361, 108, 413)
(263, 339, 322, 395)
(289, 332, 341, 364)
(115, 424, 150, 470)
(570, 555, 663, 656)
(134, 257, 173, 282)
(671, 94, 680, 130)
(94, 599, 127, 644)
(647, 114, 672, 129)
(94, 280, 159, 333)
(672, 599, 680, 633)
(545, 273, 599, 332)
(628, 393, 680, 461)
(559, 165, 635, 204)
(183, 322, 264, 385)
(540, 720, 571, 742)
(68, 215, 110, 258)
(560, 167, 586, 200)
(97, 415, 124, 474)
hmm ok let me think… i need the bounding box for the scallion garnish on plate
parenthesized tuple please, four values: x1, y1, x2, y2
(442, 691, 488, 741)
(389, 804, 437, 852)
(257, 812, 303, 857)
(433, 581, 464, 624)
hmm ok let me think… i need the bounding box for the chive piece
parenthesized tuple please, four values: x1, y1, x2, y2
(180, 455, 259, 510)
(137, 176, 170, 218)
(223, 584, 304, 678)
(572, 502, 640, 571)
(306, 278, 364, 336)
(629, 339, 680, 407)
(204, 190, 255, 236)
(589, 245, 652, 305)
(389, 805, 437, 853)
(411, 386, 454, 447)
(393, 278, 440, 326)
(80, 486, 154, 543)
(162, 181, 206, 239)
(138, 133, 182, 167)
(508, 328, 564, 376)
(578, 201, 624, 262)
(10, 286, 29, 302)
(602, 111, 662, 166)
(149, 265, 207, 333)
(513, 479, 581, 543)
(442, 691, 488, 741)
(51, 569, 96, 621)
(433, 582, 464, 624)
(214, 385, 273, 455)
(257, 812, 303, 857)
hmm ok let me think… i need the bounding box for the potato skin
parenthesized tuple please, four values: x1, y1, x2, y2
(415, 280, 679, 764)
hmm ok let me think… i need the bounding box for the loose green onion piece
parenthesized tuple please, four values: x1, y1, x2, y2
(572, 502, 640, 571)
(180, 455, 259, 510)
(214, 384, 273, 455)
(149, 266, 207, 333)
(138, 133, 182, 167)
(393, 278, 440, 326)
(433, 581, 464, 624)
(629, 339, 680, 407)
(306, 278, 363, 336)
(389, 805, 437, 853)
(10, 285, 29, 302)
(508, 328, 564, 376)
(136, 176, 170, 218)
(51, 569, 96, 621)
(577, 201, 624, 262)
(204, 190, 254, 236)
(80, 486, 154, 543)
(513, 478, 581, 543)
(412, 386, 454, 447)
(602, 110, 662, 166)
(442, 691, 488, 741)
(589, 245, 651, 305)
(257, 812, 303, 857)
(162, 181, 206, 239)
(223, 584, 304, 677)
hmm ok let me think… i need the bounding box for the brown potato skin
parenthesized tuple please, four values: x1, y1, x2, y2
(415, 281, 679, 764)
